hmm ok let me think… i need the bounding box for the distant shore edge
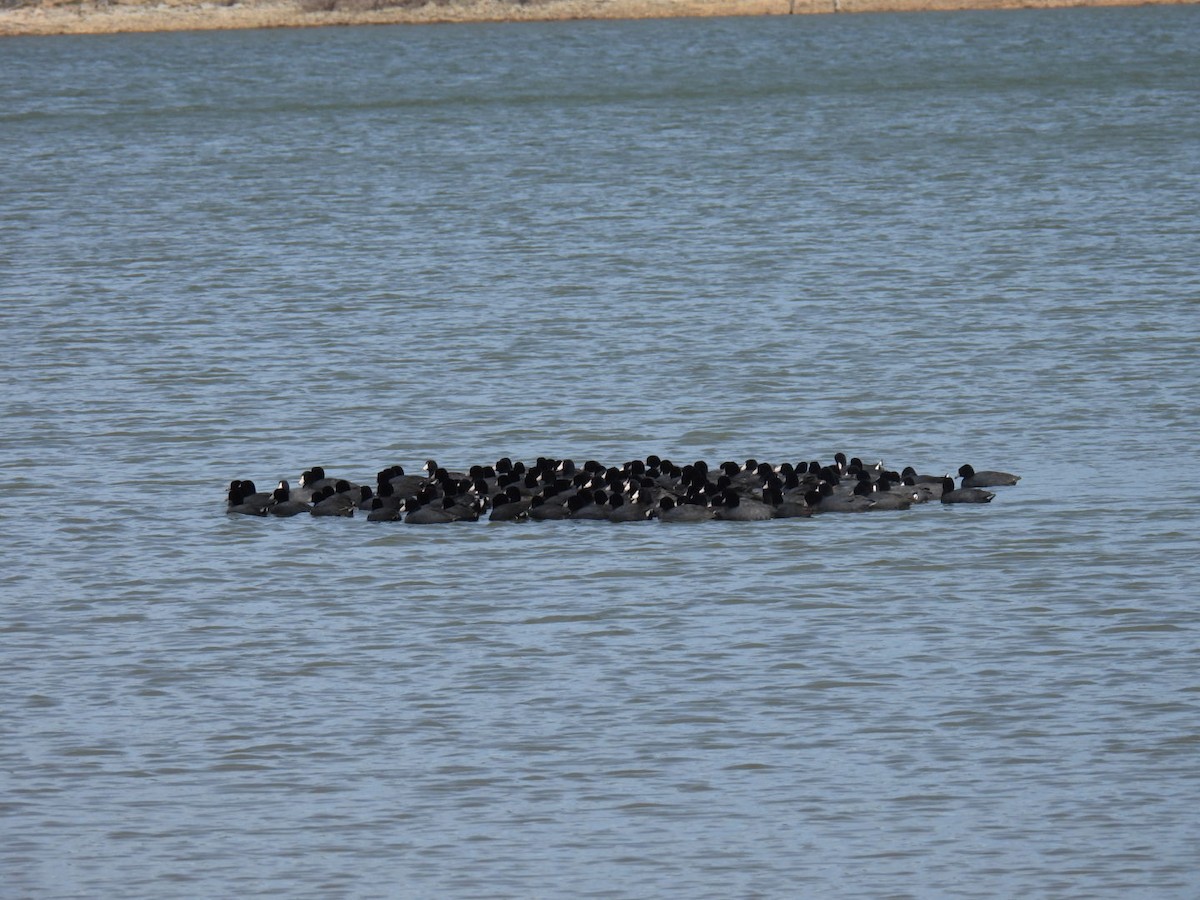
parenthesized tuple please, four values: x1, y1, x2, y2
(2, 0, 1192, 38)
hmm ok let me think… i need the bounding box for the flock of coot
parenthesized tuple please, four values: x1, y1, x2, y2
(225, 455, 1019, 523)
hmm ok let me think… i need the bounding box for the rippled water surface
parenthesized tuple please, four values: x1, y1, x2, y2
(3, 6, 1200, 897)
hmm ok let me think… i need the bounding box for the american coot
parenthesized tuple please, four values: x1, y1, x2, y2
(810, 483, 873, 513)
(227, 480, 271, 516)
(658, 497, 715, 523)
(310, 485, 356, 517)
(901, 465, 947, 486)
(569, 490, 611, 521)
(366, 498, 402, 522)
(899, 476, 940, 503)
(298, 466, 346, 499)
(268, 482, 312, 517)
(489, 487, 531, 522)
(958, 464, 1020, 488)
(445, 495, 485, 522)
(853, 479, 912, 511)
(608, 492, 656, 523)
(763, 485, 813, 518)
(940, 476, 995, 504)
(715, 490, 775, 522)
(403, 496, 458, 525)
(528, 494, 571, 521)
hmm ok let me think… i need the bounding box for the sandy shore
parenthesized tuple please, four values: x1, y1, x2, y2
(1, 0, 1191, 37)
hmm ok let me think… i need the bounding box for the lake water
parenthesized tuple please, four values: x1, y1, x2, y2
(3, 6, 1200, 897)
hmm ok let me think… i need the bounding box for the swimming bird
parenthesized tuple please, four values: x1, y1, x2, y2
(268, 482, 312, 517)
(569, 490, 611, 520)
(958, 464, 1020, 488)
(528, 494, 571, 521)
(379, 465, 429, 500)
(227, 480, 271, 515)
(901, 465, 947, 486)
(763, 484, 813, 518)
(897, 476, 939, 503)
(658, 496, 715, 523)
(489, 486, 531, 522)
(809, 483, 874, 513)
(366, 498, 402, 522)
(310, 484, 356, 517)
(403, 496, 458, 524)
(715, 489, 775, 522)
(424, 459, 470, 483)
(940, 476, 995, 504)
(854, 479, 913, 511)
(607, 492, 656, 522)
(299, 466, 351, 498)
(444, 495, 485, 522)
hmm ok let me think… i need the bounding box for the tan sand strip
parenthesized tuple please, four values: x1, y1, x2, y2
(1, 0, 1192, 41)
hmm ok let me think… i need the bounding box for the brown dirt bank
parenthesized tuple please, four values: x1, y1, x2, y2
(1, 0, 1192, 37)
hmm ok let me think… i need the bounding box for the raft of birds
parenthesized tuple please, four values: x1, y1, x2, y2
(226, 454, 1019, 523)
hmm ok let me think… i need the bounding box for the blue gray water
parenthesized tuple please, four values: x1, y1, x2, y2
(3, 6, 1200, 897)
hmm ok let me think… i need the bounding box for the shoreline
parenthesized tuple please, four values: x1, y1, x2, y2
(1, 0, 1192, 38)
